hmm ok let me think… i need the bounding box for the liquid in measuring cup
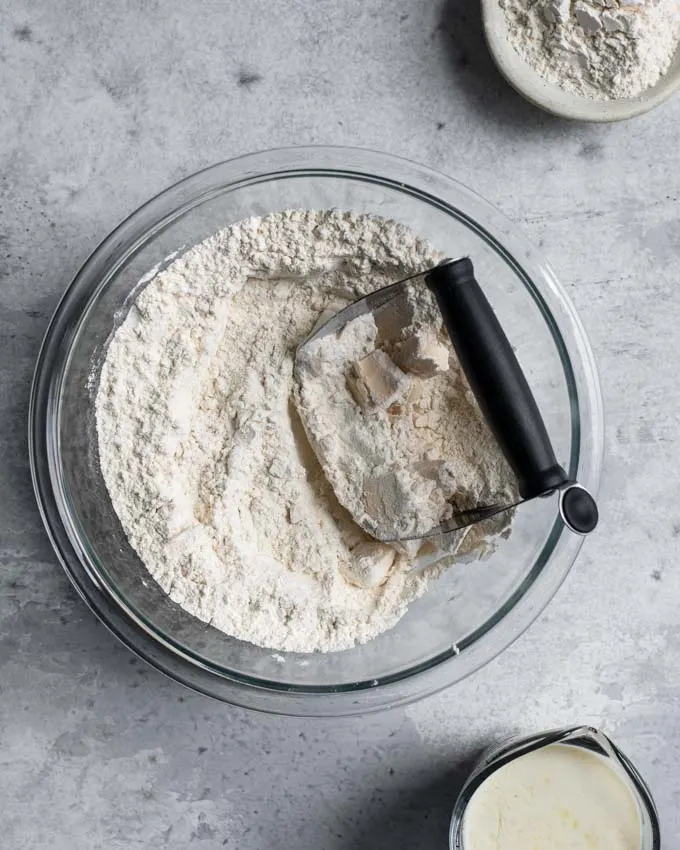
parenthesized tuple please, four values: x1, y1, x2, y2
(450, 726, 660, 850)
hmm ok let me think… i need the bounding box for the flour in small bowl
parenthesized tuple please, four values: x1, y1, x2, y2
(96, 210, 514, 653)
(502, 0, 680, 100)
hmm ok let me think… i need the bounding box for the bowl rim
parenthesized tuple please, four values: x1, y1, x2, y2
(29, 145, 604, 715)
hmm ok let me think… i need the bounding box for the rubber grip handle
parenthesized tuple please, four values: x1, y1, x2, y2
(425, 258, 568, 501)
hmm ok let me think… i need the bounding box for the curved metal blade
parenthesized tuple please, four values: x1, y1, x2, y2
(297, 269, 427, 349)
(379, 500, 524, 543)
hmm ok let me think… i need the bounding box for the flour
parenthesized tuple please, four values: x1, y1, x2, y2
(294, 284, 516, 543)
(501, 0, 680, 99)
(96, 210, 513, 654)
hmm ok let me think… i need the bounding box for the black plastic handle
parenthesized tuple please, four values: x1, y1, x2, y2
(426, 257, 568, 501)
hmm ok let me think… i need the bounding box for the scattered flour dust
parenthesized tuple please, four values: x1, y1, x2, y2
(96, 210, 513, 654)
(501, 0, 680, 100)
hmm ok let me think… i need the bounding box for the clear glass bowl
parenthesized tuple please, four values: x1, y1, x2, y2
(29, 147, 603, 715)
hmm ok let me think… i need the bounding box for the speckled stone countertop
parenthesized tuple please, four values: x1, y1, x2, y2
(1, 1, 679, 847)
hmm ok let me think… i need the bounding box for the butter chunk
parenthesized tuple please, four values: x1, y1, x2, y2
(349, 349, 410, 409)
(394, 331, 450, 378)
(574, 1, 602, 33)
(341, 541, 396, 588)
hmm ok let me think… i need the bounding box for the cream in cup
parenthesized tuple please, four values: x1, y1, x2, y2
(450, 726, 660, 850)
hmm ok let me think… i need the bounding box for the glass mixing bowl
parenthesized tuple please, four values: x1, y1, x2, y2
(29, 147, 603, 715)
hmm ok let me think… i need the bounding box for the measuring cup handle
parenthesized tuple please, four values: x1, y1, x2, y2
(426, 257, 568, 502)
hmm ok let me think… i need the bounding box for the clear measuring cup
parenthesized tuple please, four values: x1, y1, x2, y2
(449, 725, 660, 850)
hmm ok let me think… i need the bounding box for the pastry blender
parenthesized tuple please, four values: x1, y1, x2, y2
(295, 258, 598, 541)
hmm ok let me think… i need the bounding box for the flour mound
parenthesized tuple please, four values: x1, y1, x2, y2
(294, 286, 516, 542)
(96, 210, 513, 654)
(501, 0, 680, 100)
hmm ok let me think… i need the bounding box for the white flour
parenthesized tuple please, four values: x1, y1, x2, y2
(294, 285, 516, 544)
(501, 0, 680, 99)
(96, 210, 513, 654)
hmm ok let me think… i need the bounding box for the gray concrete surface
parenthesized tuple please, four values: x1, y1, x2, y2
(2, 0, 679, 847)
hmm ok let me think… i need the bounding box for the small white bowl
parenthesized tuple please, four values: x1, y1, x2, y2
(483, 1, 680, 122)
